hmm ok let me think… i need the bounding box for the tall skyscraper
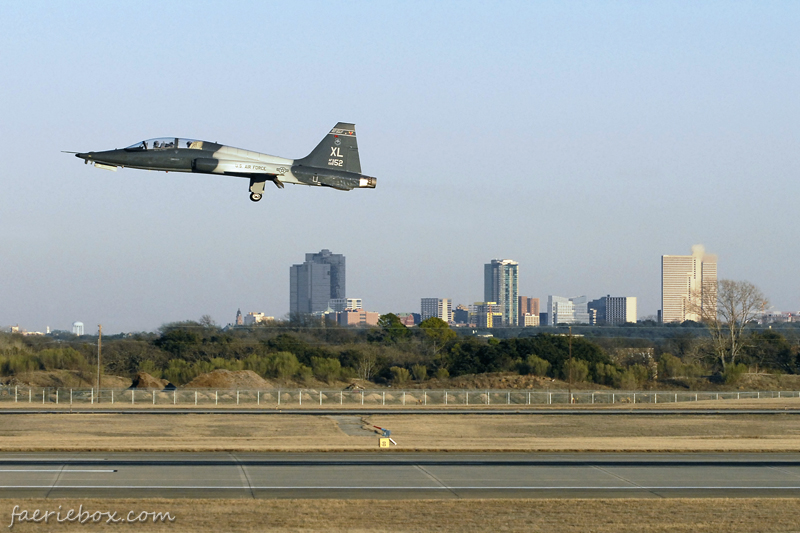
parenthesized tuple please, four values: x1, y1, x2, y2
(661, 245, 717, 323)
(290, 249, 346, 315)
(421, 298, 453, 323)
(484, 259, 519, 326)
(518, 296, 540, 326)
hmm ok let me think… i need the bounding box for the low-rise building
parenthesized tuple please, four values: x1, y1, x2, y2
(337, 309, 380, 327)
(243, 312, 274, 325)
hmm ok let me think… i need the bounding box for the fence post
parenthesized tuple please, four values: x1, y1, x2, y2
(257, 391, 260, 406)
(320, 391, 323, 406)
(278, 389, 281, 405)
(70, 389, 73, 406)
(424, 391, 427, 405)
(216, 391, 218, 405)
(445, 391, 448, 405)
(466, 391, 469, 405)
(591, 393, 594, 404)
(42, 389, 45, 404)
(382, 392, 385, 406)
(111, 390, 114, 404)
(507, 392, 510, 405)
(528, 392, 531, 405)
(153, 390, 155, 405)
(89, 388, 92, 405)
(633, 393, 636, 404)
(299, 390, 302, 406)
(340, 391, 343, 405)
(654, 393, 657, 404)
(30, 389, 33, 403)
(487, 391, 489, 405)
(361, 391, 364, 405)
(237, 391, 240, 405)
(548, 392, 552, 405)
(675, 393, 677, 402)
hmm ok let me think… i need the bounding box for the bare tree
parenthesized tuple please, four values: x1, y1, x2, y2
(356, 348, 378, 381)
(693, 279, 768, 371)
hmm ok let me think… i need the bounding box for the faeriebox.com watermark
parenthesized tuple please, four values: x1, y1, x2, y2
(8, 504, 176, 528)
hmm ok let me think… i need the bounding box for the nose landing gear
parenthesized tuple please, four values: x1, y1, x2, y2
(249, 192, 262, 202)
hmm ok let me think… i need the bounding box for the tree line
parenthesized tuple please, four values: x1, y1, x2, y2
(2, 311, 799, 389)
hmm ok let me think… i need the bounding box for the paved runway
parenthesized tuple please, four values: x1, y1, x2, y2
(1, 453, 800, 499)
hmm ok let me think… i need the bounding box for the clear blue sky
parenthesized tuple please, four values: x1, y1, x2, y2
(1, 1, 798, 333)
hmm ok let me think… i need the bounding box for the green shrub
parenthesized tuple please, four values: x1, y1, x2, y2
(561, 359, 589, 383)
(617, 369, 638, 390)
(266, 352, 300, 380)
(162, 359, 193, 385)
(242, 354, 269, 377)
(311, 357, 341, 384)
(411, 364, 428, 381)
(525, 355, 551, 377)
(390, 366, 411, 385)
(138, 360, 162, 379)
(297, 364, 313, 383)
(658, 353, 683, 379)
(434, 367, 449, 380)
(594, 362, 619, 386)
(723, 363, 748, 384)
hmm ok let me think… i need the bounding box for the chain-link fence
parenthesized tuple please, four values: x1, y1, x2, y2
(1, 385, 797, 407)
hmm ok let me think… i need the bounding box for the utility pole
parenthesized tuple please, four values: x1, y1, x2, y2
(568, 325, 573, 404)
(97, 324, 102, 401)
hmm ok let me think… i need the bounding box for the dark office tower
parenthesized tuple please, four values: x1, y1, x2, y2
(289, 249, 346, 315)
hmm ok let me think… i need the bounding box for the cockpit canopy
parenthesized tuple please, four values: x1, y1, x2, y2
(125, 138, 206, 151)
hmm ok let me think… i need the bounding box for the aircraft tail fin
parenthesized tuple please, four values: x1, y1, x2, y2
(296, 122, 362, 174)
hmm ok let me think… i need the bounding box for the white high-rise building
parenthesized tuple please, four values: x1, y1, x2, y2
(605, 296, 637, 324)
(662, 245, 717, 323)
(421, 298, 453, 323)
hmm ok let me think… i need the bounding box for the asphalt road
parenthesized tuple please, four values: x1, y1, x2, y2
(1, 452, 800, 499)
(2, 408, 800, 415)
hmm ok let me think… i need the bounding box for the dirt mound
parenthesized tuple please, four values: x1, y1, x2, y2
(183, 369, 274, 389)
(2, 370, 132, 389)
(130, 372, 170, 390)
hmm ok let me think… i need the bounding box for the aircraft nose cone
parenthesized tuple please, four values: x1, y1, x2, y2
(75, 153, 92, 160)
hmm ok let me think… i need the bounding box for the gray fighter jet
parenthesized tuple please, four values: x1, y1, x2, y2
(71, 122, 377, 202)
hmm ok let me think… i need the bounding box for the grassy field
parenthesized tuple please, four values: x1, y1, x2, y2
(2, 498, 800, 532)
(2, 411, 800, 452)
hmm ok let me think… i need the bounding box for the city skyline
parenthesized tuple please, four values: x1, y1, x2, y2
(2, 3, 798, 333)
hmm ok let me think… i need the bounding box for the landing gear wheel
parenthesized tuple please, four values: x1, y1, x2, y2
(249, 193, 262, 202)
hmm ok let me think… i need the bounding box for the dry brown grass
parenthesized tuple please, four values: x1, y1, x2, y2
(2, 413, 800, 452)
(2, 498, 800, 532)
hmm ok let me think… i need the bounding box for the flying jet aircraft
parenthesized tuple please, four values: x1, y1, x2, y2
(70, 122, 377, 201)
